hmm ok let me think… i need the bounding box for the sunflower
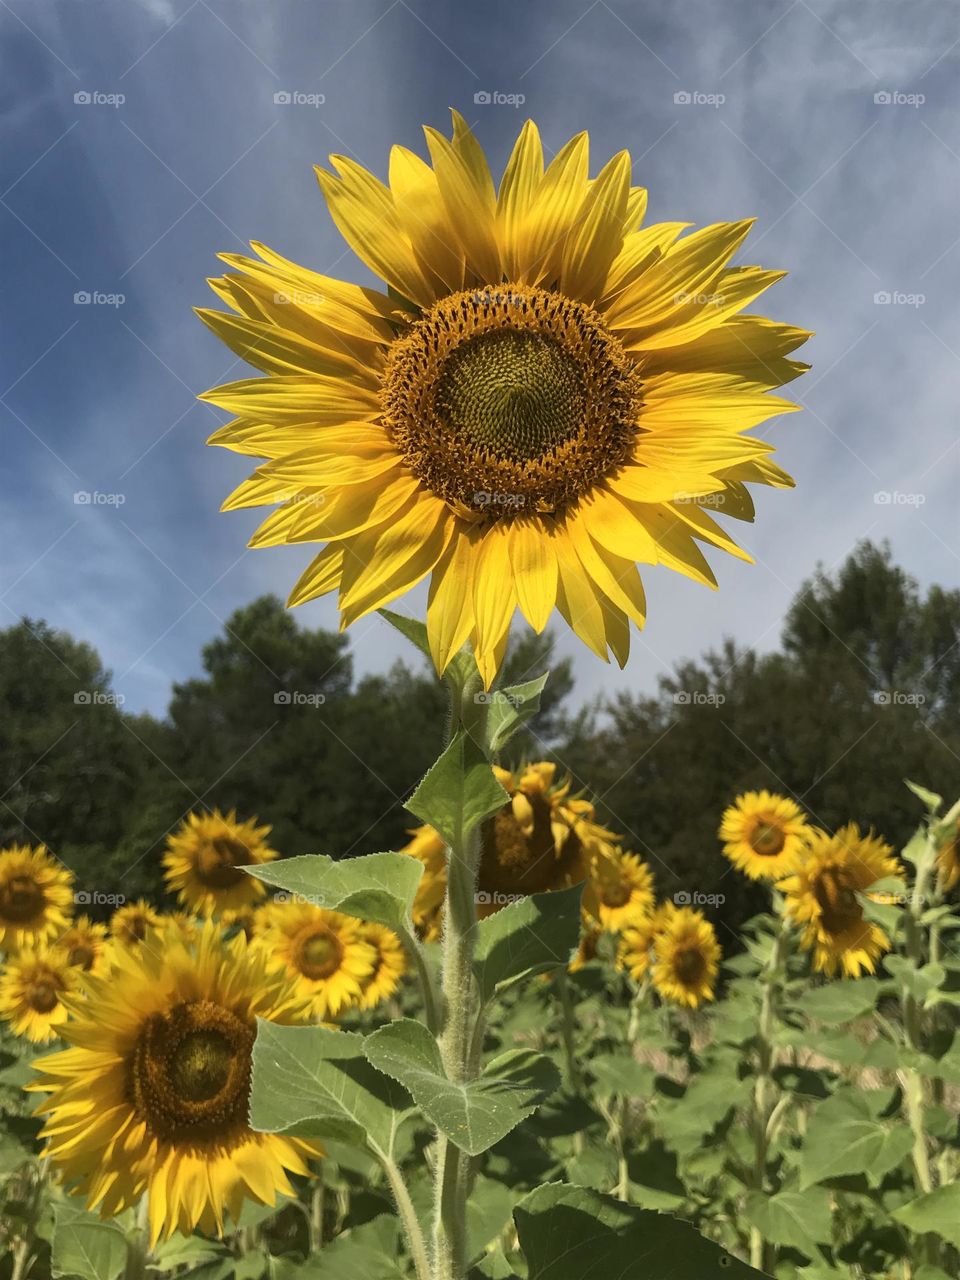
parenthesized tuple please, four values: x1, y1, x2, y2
(0, 845, 74, 953)
(719, 790, 811, 880)
(617, 902, 676, 982)
(163, 809, 278, 917)
(219, 904, 262, 940)
(936, 822, 960, 893)
(0, 946, 77, 1043)
(583, 845, 655, 931)
(199, 113, 808, 686)
(259, 901, 377, 1018)
(111, 899, 164, 949)
(400, 825, 447, 940)
(403, 761, 614, 922)
(29, 922, 318, 1242)
(55, 916, 108, 973)
(778, 824, 900, 978)
(568, 911, 602, 973)
(650, 906, 721, 1008)
(356, 923, 407, 1010)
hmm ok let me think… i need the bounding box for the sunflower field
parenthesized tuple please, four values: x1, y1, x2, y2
(2, 112, 959, 1280)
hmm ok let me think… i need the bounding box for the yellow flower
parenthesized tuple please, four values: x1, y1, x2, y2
(356, 923, 407, 1010)
(568, 912, 602, 972)
(778, 824, 900, 978)
(30, 922, 319, 1243)
(0, 945, 77, 1043)
(199, 113, 808, 686)
(719, 790, 811, 880)
(164, 912, 201, 944)
(0, 845, 74, 952)
(583, 846, 655, 931)
(401, 825, 447, 940)
(937, 822, 960, 893)
(617, 902, 677, 982)
(259, 901, 376, 1018)
(650, 906, 721, 1008)
(111, 899, 163, 949)
(55, 916, 108, 973)
(162, 809, 278, 917)
(219, 904, 262, 940)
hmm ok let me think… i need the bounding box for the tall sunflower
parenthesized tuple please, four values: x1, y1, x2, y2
(778, 824, 900, 978)
(719, 790, 810, 880)
(0, 946, 76, 1043)
(0, 845, 74, 952)
(650, 906, 721, 1008)
(162, 809, 278, 917)
(29, 922, 319, 1242)
(259, 901, 376, 1019)
(403, 761, 614, 923)
(199, 113, 808, 685)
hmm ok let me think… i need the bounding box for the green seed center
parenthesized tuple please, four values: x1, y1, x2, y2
(169, 1029, 234, 1102)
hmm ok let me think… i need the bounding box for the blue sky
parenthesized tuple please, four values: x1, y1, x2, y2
(1, 0, 957, 716)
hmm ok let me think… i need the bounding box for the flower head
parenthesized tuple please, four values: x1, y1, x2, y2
(163, 809, 278, 917)
(650, 906, 721, 1007)
(0, 945, 77, 1043)
(719, 790, 810, 880)
(56, 916, 108, 973)
(0, 845, 74, 952)
(356, 922, 407, 1010)
(259, 901, 376, 1018)
(200, 114, 808, 684)
(110, 899, 164, 949)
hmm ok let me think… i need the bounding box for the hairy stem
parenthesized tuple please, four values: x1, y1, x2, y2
(749, 923, 788, 1273)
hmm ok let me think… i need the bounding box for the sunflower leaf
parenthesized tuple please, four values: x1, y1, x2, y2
(794, 978, 882, 1024)
(483, 674, 549, 753)
(378, 608, 431, 660)
(363, 1018, 559, 1155)
(245, 851, 423, 933)
(52, 1204, 128, 1280)
(473, 884, 583, 1002)
(407, 730, 508, 848)
(249, 1021, 412, 1159)
(513, 1182, 765, 1279)
(891, 1182, 960, 1249)
(798, 1087, 914, 1189)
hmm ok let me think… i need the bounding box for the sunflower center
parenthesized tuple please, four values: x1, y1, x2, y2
(120, 912, 150, 943)
(749, 822, 786, 858)
(813, 868, 862, 936)
(382, 285, 641, 519)
(0, 874, 45, 923)
(478, 793, 585, 904)
(599, 875, 632, 909)
(130, 1000, 253, 1141)
(196, 837, 251, 889)
(674, 947, 707, 987)
(295, 928, 342, 980)
(66, 941, 96, 971)
(29, 977, 60, 1013)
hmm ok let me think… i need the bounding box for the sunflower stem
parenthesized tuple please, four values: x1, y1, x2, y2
(308, 1168, 325, 1254)
(123, 1196, 150, 1280)
(555, 969, 582, 1094)
(748, 919, 788, 1274)
(432, 665, 488, 1280)
(382, 1156, 432, 1280)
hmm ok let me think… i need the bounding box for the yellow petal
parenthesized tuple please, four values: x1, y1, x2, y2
(624, 267, 788, 351)
(559, 150, 631, 302)
(427, 529, 478, 675)
(507, 520, 558, 633)
(553, 532, 609, 661)
(195, 308, 378, 382)
(286, 545, 344, 606)
(638, 315, 812, 387)
(471, 528, 517, 671)
(389, 145, 465, 294)
(199, 376, 380, 425)
(599, 222, 690, 304)
(497, 120, 545, 279)
(576, 488, 660, 564)
(424, 128, 501, 283)
(517, 131, 589, 285)
(566, 515, 647, 627)
(257, 449, 400, 487)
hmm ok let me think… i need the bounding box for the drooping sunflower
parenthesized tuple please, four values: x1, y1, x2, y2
(778, 824, 900, 978)
(403, 761, 615, 922)
(583, 845, 655, 931)
(0, 946, 77, 1043)
(199, 113, 808, 686)
(719, 790, 811, 880)
(111, 899, 164, 949)
(650, 906, 721, 1008)
(55, 916, 108, 973)
(259, 901, 376, 1019)
(356, 923, 407, 1010)
(29, 922, 319, 1242)
(0, 845, 74, 952)
(162, 809, 278, 917)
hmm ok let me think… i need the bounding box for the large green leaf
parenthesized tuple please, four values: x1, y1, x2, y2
(364, 1018, 559, 1155)
(891, 1182, 960, 1248)
(473, 885, 583, 1001)
(742, 1187, 833, 1257)
(51, 1205, 127, 1280)
(795, 979, 881, 1024)
(514, 1182, 764, 1278)
(407, 730, 507, 847)
(247, 851, 422, 933)
(249, 1022, 411, 1158)
(799, 1088, 914, 1189)
(484, 674, 549, 753)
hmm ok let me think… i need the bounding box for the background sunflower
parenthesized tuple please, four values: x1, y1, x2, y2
(162, 809, 278, 917)
(0, 845, 74, 953)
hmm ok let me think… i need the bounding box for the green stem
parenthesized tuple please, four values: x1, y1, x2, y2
(403, 928, 442, 1035)
(382, 1156, 432, 1280)
(309, 1168, 325, 1255)
(749, 923, 788, 1274)
(123, 1197, 150, 1280)
(614, 1095, 631, 1202)
(433, 669, 489, 1280)
(556, 969, 581, 1094)
(10, 1238, 32, 1280)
